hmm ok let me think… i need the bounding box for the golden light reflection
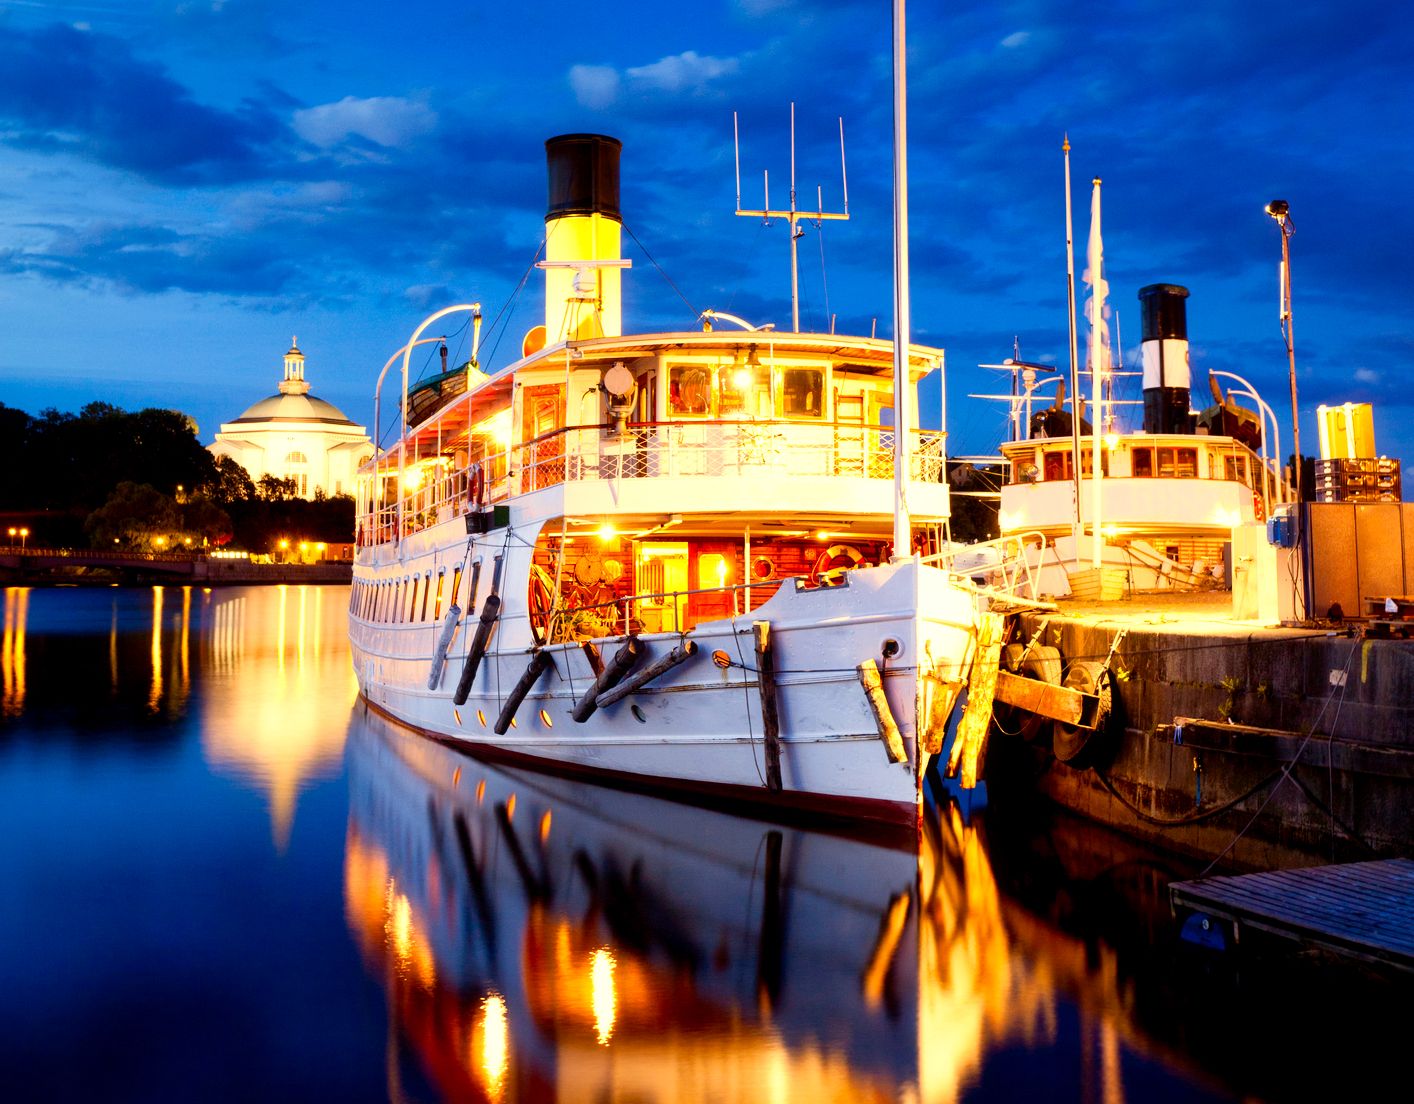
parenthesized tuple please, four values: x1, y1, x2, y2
(148, 586, 164, 713)
(202, 586, 354, 850)
(590, 947, 617, 1046)
(477, 993, 510, 1101)
(1, 588, 28, 717)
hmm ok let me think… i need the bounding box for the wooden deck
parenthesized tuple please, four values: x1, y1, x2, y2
(1169, 859, 1414, 972)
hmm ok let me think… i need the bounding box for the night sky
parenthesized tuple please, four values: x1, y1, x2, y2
(1, 1, 1409, 465)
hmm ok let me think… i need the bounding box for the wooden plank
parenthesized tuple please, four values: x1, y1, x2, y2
(1170, 859, 1414, 970)
(994, 669, 1090, 726)
(754, 621, 783, 792)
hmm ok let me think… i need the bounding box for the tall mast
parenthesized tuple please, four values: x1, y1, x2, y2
(890, 0, 911, 561)
(1088, 176, 1106, 569)
(1063, 136, 1083, 537)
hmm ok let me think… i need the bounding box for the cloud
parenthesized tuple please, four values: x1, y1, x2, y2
(569, 65, 621, 110)
(570, 50, 741, 109)
(292, 95, 436, 150)
(0, 23, 285, 184)
(625, 51, 740, 94)
(1354, 368, 1379, 384)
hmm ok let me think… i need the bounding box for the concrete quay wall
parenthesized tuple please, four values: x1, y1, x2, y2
(995, 612, 1414, 868)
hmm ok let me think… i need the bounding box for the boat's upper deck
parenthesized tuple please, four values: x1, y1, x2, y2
(356, 330, 952, 547)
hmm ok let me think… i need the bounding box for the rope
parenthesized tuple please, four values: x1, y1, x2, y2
(622, 221, 699, 321)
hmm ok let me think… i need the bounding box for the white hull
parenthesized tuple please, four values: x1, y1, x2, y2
(351, 520, 977, 825)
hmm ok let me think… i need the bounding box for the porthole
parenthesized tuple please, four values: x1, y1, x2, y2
(476, 709, 486, 727)
(881, 638, 902, 659)
(506, 793, 517, 819)
(539, 709, 553, 727)
(631, 704, 648, 724)
(453, 708, 462, 726)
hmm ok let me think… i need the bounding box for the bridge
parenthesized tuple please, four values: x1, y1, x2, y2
(0, 545, 351, 586)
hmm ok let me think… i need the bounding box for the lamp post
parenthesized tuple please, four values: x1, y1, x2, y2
(19, 527, 29, 551)
(1266, 199, 1300, 503)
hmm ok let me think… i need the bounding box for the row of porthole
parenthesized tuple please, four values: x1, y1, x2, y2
(452, 703, 648, 727)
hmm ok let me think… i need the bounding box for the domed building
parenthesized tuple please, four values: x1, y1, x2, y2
(210, 341, 372, 498)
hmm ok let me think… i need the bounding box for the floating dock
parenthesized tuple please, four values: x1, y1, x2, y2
(1169, 858, 1414, 972)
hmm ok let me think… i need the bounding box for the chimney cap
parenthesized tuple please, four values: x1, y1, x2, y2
(545, 134, 622, 224)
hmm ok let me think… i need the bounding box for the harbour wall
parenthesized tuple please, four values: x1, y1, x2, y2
(988, 611, 1414, 869)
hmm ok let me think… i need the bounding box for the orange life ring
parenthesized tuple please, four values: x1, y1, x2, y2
(808, 543, 864, 587)
(1253, 489, 1266, 522)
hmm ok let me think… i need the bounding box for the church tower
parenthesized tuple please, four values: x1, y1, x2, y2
(280, 338, 311, 396)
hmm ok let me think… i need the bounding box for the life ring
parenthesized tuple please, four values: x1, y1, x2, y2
(808, 543, 864, 587)
(1252, 489, 1266, 522)
(528, 564, 556, 644)
(468, 463, 486, 510)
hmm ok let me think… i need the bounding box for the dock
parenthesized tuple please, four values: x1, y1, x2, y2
(1170, 859, 1414, 972)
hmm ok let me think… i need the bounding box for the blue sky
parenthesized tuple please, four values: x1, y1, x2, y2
(1, 0, 1410, 465)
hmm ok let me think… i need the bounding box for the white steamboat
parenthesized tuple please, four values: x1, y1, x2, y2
(349, 134, 980, 827)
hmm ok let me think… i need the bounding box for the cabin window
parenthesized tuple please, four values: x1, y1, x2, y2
(1041, 448, 1108, 480)
(782, 368, 824, 417)
(697, 552, 731, 589)
(1222, 453, 1249, 484)
(408, 576, 420, 622)
(1132, 448, 1154, 477)
(1157, 447, 1198, 478)
(450, 566, 463, 610)
(433, 571, 446, 620)
(422, 574, 434, 621)
(718, 362, 773, 418)
(668, 366, 711, 416)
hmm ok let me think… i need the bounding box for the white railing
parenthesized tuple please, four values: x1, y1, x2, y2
(927, 530, 1051, 602)
(359, 420, 947, 545)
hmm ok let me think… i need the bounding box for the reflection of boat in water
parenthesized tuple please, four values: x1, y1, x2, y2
(342, 710, 1221, 1103)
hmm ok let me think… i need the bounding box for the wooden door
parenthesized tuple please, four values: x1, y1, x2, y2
(687, 542, 740, 626)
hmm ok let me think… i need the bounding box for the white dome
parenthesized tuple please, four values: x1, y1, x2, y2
(229, 391, 357, 425)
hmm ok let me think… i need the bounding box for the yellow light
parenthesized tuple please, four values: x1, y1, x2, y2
(401, 468, 423, 491)
(153, 536, 166, 547)
(716, 558, 728, 586)
(298, 542, 308, 552)
(1101, 524, 1119, 538)
(539, 810, 552, 841)
(732, 367, 753, 389)
(596, 523, 617, 541)
(590, 947, 618, 1046)
(183, 537, 192, 546)
(316, 542, 326, 552)
(506, 793, 516, 820)
(815, 530, 829, 541)
(477, 993, 510, 1100)
(1104, 433, 1119, 450)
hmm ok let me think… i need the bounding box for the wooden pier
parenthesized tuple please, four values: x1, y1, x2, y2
(1170, 859, 1414, 972)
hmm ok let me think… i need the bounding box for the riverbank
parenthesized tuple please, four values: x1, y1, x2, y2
(0, 546, 350, 586)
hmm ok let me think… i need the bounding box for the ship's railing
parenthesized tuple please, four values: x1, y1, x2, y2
(358, 419, 948, 546)
(518, 419, 946, 492)
(925, 530, 1050, 601)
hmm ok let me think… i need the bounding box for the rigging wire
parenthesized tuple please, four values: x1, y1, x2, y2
(622, 220, 700, 323)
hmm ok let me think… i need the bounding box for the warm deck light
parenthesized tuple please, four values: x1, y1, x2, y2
(590, 947, 618, 1046)
(596, 523, 617, 541)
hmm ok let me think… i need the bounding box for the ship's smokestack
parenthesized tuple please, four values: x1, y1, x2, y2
(1138, 283, 1192, 434)
(543, 134, 626, 342)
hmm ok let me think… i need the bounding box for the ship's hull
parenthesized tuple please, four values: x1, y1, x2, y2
(351, 528, 977, 827)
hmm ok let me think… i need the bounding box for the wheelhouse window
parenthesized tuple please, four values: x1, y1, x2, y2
(1157, 446, 1198, 478)
(782, 368, 824, 417)
(668, 366, 711, 416)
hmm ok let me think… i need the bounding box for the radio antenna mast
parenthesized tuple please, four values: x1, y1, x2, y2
(734, 103, 849, 332)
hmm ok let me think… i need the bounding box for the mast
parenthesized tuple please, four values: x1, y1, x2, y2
(1087, 176, 1106, 569)
(1063, 137, 1083, 538)
(890, 0, 911, 561)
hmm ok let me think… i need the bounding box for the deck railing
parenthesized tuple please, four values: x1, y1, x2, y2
(358, 419, 947, 545)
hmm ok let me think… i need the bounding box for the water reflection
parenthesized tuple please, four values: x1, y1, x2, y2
(201, 585, 355, 847)
(343, 712, 1216, 1104)
(2, 588, 27, 717)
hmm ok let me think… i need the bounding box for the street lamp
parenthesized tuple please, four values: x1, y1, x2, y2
(18, 528, 28, 551)
(1266, 199, 1300, 502)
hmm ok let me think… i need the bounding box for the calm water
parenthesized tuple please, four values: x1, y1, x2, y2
(0, 585, 1402, 1102)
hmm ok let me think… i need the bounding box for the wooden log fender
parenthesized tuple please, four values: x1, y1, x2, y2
(754, 621, 783, 791)
(426, 603, 463, 690)
(857, 658, 906, 764)
(453, 592, 502, 705)
(494, 650, 556, 734)
(572, 637, 643, 722)
(597, 640, 698, 709)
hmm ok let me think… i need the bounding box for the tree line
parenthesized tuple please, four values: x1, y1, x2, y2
(0, 401, 353, 551)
